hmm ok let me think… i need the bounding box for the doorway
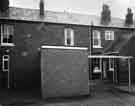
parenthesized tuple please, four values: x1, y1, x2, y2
(102, 58, 118, 83)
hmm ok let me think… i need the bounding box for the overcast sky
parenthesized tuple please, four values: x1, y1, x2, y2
(10, 0, 135, 19)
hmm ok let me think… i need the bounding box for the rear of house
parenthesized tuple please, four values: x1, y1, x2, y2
(1, 7, 135, 90)
(91, 26, 135, 85)
(0, 7, 90, 89)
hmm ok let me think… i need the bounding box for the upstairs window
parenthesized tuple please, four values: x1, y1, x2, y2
(93, 30, 102, 48)
(2, 55, 9, 72)
(0, 24, 14, 46)
(64, 28, 74, 46)
(105, 31, 114, 40)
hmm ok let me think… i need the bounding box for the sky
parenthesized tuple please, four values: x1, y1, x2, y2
(9, 0, 135, 19)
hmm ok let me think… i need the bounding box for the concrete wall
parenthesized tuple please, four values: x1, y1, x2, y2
(41, 47, 89, 98)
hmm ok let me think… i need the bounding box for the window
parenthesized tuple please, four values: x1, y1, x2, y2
(2, 55, 9, 72)
(92, 58, 101, 73)
(93, 30, 102, 48)
(64, 28, 74, 46)
(109, 58, 114, 71)
(0, 24, 14, 46)
(105, 31, 114, 40)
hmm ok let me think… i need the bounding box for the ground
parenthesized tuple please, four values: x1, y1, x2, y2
(0, 81, 135, 106)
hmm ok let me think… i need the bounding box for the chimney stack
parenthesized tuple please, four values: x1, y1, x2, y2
(39, 0, 44, 17)
(125, 8, 133, 25)
(0, 0, 9, 12)
(100, 4, 111, 25)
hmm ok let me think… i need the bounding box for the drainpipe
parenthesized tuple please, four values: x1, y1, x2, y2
(90, 21, 93, 55)
(89, 21, 93, 80)
(128, 58, 131, 92)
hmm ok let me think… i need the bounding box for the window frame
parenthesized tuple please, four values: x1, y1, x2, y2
(2, 55, 10, 72)
(64, 28, 74, 46)
(93, 30, 102, 48)
(105, 30, 114, 40)
(0, 24, 14, 46)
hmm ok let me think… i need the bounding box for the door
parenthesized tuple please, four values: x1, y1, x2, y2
(107, 58, 115, 82)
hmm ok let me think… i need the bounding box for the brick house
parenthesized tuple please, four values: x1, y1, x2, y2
(0, 7, 135, 89)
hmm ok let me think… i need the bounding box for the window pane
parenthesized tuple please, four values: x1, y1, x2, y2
(8, 35, 13, 43)
(1, 24, 13, 44)
(65, 28, 74, 46)
(3, 55, 9, 71)
(67, 38, 71, 45)
(93, 39, 99, 46)
(4, 60, 8, 70)
(66, 29, 71, 38)
(93, 30, 101, 47)
(3, 38, 8, 43)
(105, 31, 114, 40)
(4, 55, 8, 59)
(92, 58, 101, 73)
(93, 31, 97, 39)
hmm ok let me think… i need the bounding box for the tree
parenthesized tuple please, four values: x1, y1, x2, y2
(101, 4, 111, 25)
(0, 0, 9, 12)
(125, 8, 133, 25)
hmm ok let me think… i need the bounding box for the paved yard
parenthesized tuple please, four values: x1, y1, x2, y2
(0, 81, 135, 106)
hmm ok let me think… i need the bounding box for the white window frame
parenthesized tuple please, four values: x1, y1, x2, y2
(93, 30, 102, 48)
(64, 28, 74, 46)
(2, 55, 10, 72)
(1, 24, 14, 46)
(105, 31, 114, 40)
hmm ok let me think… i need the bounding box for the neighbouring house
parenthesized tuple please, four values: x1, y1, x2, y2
(0, 6, 135, 89)
(90, 23, 135, 86)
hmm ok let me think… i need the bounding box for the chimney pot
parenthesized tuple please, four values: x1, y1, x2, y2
(40, 0, 44, 17)
(125, 8, 133, 25)
(0, 0, 9, 12)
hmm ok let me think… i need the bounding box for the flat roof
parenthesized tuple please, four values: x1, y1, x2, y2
(88, 55, 133, 59)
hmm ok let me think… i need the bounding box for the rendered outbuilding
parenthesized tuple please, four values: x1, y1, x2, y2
(41, 46, 89, 99)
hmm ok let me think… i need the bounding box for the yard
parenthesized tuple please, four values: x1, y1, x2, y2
(0, 80, 135, 106)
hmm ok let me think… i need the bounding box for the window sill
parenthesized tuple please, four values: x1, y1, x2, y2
(109, 68, 114, 71)
(105, 39, 114, 40)
(3, 70, 9, 72)
(93, 46, 103, 48)
(1, 43, 15, 47)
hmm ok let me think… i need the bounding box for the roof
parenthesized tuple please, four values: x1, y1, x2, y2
(0, 7, 135, 28)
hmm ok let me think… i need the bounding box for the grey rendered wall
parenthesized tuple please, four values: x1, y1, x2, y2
(41, 47, 89, 99)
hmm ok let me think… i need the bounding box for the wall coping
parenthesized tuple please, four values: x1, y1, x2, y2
(41, 46, 88, 50)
